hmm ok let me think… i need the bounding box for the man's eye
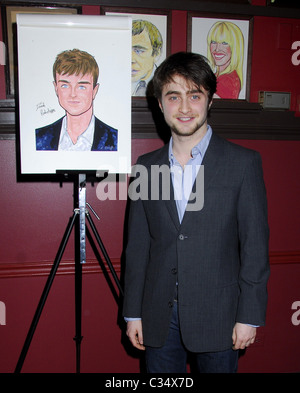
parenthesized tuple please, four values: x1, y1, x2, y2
(191, 95, 200, 100)
(61, 84, 68, 88)
(169, 96, 178, 101)
(78, 85, 86, 90)
(133, 48, 146, 56)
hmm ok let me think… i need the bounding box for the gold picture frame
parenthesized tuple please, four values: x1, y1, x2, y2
(3, 5, 79, 97)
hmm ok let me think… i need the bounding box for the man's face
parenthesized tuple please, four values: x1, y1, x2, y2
(132, 29, 158, 83)
(159, 74, 212, 138)
(54, 72, 99, 116)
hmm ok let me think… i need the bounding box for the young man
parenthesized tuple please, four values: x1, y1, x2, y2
(35, 49, 117, 151)
(123, 52, 270, 373)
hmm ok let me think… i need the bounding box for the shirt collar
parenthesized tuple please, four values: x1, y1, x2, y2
(60, 114, 95, 147)
(131, 65, 157, 95)
(168, 125, 212, 166)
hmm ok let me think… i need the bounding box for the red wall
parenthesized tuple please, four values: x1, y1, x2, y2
(0, 5, 300, 373)
(250, 16, 300, 112)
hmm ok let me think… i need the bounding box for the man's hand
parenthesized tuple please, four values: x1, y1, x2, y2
(126, 320, 145, 351)
(232, 323, 256, 350)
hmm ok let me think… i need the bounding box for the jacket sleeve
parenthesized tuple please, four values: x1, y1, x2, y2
(236, 151, 270, 326)
(122, 159, 150, 318)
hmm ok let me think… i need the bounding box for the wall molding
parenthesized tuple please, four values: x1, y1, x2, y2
(0, 251, 299, 279)
(269, 250, 300, 265)
(1, 99, 300, 141)
(0, 258, 121, 279)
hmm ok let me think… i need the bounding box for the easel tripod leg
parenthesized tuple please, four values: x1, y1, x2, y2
(15, 212, 78, 373)
(74, 247, 83, 373)
(86, 212, 123, 297)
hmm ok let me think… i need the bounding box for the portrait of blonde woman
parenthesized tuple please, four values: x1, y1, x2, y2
(207, 21, 244, 99)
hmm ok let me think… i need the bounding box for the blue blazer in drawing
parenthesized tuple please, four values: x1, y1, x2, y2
(35, 116, 118, 151)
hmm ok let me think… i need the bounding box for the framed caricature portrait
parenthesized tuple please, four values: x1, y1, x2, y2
(101, 7, 171, 98)
(17, 14, 132, 175)
(188, 13, 253, 101)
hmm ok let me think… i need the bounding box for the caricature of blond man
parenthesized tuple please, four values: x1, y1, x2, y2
(132, 20, 163, 96)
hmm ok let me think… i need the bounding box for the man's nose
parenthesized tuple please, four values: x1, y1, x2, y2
(179, 98, 191, 113)
(70, 86, 77, 97)
(132, 50, 138, 63)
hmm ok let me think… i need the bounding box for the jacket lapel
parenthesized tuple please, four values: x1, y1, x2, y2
(155, 144, 181, 231)
(181, 132, 225, 225)
(165, 177, 181, 230)
(200, 132, 225, 190)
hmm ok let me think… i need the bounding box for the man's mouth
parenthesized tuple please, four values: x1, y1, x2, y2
(177, 117, 194, 122)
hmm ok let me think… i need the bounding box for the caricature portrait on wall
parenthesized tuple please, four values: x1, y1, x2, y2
(190, 16, 251, 100)
(131, 19, 163, 97)
(17, 14, 132, 174)
(103, 9, 169, 97)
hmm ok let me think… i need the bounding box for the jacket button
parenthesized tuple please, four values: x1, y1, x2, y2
(178, 234, 185, 240)
(171, 268, 177, 274)
(168, 301, 173, 308)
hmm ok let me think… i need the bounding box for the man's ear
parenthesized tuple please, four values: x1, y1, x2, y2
(154, 49, 161, 64)
(53, 81, 58, 96)
(158, 100, 163, 113)
(93, 83, 99, 100)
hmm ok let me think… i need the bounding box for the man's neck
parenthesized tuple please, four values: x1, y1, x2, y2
(66, 109, 93, 143)
(171, 124, 207, 167)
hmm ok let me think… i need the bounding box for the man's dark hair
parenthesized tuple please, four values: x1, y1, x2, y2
(152, 52, 217, 102)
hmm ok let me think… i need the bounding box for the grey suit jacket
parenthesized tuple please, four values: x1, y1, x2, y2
(123, 132, 270, 352)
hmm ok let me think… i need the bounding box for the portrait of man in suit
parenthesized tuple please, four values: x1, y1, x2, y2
(123, 52, 270, 373)
(35, 48, 118, 151)
(131, 20, 163, 96)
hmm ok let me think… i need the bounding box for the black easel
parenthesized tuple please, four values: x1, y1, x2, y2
(15, 173, 123, 373)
